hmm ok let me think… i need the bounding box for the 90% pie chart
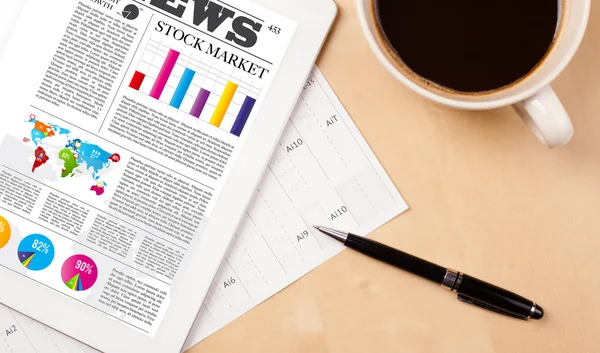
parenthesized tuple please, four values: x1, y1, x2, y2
(61, 255, 98, 291)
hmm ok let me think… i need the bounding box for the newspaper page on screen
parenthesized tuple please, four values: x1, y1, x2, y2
(0, 0, 296, 337)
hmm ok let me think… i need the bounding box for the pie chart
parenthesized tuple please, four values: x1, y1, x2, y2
(122, 4, 140, 20)
(61, 255, 98, 292)
(17, 234, 55, 271)
(0, 216, 10, 249)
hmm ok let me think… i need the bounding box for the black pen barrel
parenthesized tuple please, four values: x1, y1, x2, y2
(455, 274, 544, 320)
(345, 234, 447, 283)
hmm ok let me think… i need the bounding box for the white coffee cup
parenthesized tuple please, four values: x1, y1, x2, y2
(356, 0, 590, 148)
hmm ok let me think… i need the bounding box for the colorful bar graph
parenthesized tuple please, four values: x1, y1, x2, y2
(170, 68, 195, 109)
(190, 89, 211, 118)
(210, 82, 238, 128)
(129, 71, 146, 90)
(231, 96, 256, 137)
(150, 49, 180, 100)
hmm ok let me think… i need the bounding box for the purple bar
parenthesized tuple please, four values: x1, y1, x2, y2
(150, 49, 180, 100)
(230, 96, 256, 137)
(190, 88, 211, 118)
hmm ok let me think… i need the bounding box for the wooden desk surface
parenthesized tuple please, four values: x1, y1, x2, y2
(188, 0, 600, 352)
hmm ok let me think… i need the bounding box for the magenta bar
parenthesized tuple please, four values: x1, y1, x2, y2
(190, 88, 211, 118)
(149, 49, 180, 100)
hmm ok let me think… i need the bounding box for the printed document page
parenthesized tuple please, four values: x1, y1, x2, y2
(0, 0, 296, 337)
(185, 68, 408, 347)
(0, 304, 100, 353)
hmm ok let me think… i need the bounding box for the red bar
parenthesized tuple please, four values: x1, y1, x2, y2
(129, 71, 146, 90)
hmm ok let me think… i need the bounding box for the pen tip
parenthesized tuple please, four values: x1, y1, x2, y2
(313, 225, 321, 230)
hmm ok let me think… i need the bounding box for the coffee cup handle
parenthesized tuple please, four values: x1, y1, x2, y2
(512, 86, 573, 148)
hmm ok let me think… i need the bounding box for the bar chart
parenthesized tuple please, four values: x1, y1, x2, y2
(128, 39, 262, 137)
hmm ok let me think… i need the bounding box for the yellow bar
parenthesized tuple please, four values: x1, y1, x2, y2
(210, 82, 238, 127)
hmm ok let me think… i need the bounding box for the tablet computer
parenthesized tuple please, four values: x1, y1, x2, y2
(0, 0, 336, 351)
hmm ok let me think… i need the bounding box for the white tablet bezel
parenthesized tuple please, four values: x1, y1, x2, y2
(0, 0, 337, 351)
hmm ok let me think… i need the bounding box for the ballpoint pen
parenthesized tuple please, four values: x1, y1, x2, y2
(314, 225, 544, 320)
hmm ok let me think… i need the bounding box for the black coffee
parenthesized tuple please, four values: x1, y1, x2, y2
(374, 0, 560, 93)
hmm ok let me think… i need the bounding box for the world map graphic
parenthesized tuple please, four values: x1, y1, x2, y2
(27, 118, 120, 196)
